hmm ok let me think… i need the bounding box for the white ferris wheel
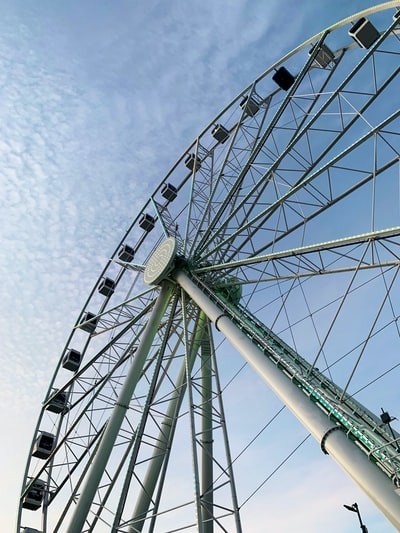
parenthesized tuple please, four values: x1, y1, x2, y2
(18, 3, 400, 532)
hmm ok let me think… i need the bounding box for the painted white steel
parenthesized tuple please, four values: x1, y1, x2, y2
(174, 270, 400, 530)
(65, 282, 174, 533)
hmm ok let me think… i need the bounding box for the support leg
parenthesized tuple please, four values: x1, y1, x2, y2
(65, 282, 174, 533)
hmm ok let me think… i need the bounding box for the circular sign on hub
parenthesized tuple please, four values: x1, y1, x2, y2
(144, 237, 177, 285)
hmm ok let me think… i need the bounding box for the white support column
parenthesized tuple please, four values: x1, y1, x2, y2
(200, 336, 214, 533)
(127, 311, 208, 533)
(65, 282, 174, 533)
(174, 270, 400, 531)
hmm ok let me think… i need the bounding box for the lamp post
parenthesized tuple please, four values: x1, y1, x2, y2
(344, 502, 368, 532)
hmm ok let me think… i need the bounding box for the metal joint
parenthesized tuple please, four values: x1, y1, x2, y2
(115, 401, 130, 410)
(215, 314, 229, 331)
(320, 425, 343, 455)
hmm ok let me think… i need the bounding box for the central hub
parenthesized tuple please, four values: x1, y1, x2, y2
(144, 237, 177, 285)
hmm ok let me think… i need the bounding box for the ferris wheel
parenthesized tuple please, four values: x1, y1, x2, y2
(18, 3, 400, 532)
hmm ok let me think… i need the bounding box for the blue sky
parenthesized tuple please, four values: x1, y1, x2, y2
(1, 1, 399, 531)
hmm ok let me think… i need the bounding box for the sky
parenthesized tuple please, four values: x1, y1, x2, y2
(1, 1, 399, 532)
